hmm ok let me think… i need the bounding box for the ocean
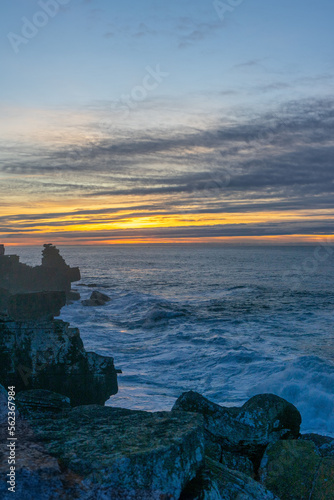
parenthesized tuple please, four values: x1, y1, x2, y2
(12, 244, 334, 437)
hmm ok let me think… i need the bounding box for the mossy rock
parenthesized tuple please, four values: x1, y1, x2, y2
(259, 439, 334, 499)
(26, 405, 205, 499)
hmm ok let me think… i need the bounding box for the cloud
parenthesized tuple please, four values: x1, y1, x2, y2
(1, 96, 334, 240)
(233, 59, 264, 69)
(133, 23, 157, 38)
(177, 18, 222, 48)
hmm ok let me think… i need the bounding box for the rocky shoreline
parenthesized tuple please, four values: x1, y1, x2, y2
(0, 245, 333, 499)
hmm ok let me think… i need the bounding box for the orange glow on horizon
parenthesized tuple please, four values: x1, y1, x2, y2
(3, 234, 334, 247)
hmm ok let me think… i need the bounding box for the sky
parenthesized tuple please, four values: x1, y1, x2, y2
(0, 0, 333, 245)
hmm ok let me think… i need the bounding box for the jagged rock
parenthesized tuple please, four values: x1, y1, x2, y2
(205, 433, 254, 476)
(0, 244, 80, 299)
(91, 290, 110, 302)
(179, 464, 223, 499)
(301, 433, 334, 457)
(17, 390, 70, 415)
(220, 450, 254, 477)
(172, 391, 301, 468)
(82, 290, 111, 306)
(7, 291, 66, 321)
(0, 318, 119, 406)
(259, 439, 334, 499)
(180, 457, 278, 499)
(7, 405, 205, 500)
(67, 290, 81, 302)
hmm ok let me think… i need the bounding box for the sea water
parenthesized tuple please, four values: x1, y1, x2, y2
(13, 244, 334, 436)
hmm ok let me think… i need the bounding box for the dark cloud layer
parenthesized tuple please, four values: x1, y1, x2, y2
(1, 97, 333, 240)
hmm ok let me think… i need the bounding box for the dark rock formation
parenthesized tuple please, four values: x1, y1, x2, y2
(82, 290, 111, 306)
(0, 244, 80, 301)
(0, 287, 11, 315)
(1, 394, 205, 500)
(180, 456, 278, 499)
(7, 291, 66, 321)
(173, 391, 301, 473)
(259, 439, 334, 499)
(17, 389, 71, 415)
(0, 318, 119, 406)
(1, 386, 334, 499)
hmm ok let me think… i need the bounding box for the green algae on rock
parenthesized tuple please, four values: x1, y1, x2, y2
(259, 439, 334, 500)
(25, 405, 205, 499)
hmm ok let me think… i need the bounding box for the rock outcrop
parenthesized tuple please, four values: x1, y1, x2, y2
(82, 290, 111, 307)
(0, 244, 80, 303)
(7, 291, 66, 321)
(180, 456, 279, 500)
(1, 386, 333, 499)
(16, 389, 71, 414)
(1, 391, 205, 500)
(172, 391, 301, 472)
(0, 318, 119, 405)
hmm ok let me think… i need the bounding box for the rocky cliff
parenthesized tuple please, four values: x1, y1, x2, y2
(3, 387, 332, 499)
(0, 244, 80, 303)
(0, 317, 119, 406)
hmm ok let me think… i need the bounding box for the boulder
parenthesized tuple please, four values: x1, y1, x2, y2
(0, 318, 119, 406)
(10, 404, 205, 500)
(180, 457, 278, 499)
(67, 290, 81, 302)
(172, 391, 301, 468)
(82, 290, 111, 306)
(259, 439, 334, 499)
(7, 291, 66, 321)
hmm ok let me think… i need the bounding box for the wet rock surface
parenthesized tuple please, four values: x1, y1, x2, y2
(82, 290, 111, 306)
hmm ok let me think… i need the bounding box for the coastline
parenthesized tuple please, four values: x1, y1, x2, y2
(1, 245, 334, 498)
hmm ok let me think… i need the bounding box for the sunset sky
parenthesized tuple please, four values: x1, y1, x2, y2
(1, 0, 333, 245)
